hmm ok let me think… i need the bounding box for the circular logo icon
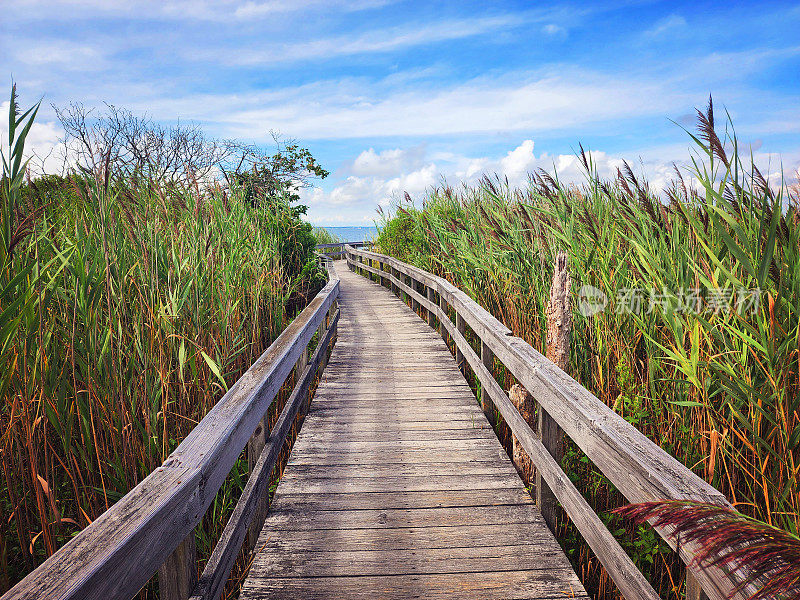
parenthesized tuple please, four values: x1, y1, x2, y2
(577, 285, 607, 317)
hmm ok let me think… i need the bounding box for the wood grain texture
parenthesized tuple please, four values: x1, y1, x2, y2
(190, 310, 340, 600)
(241, 260, 586, 600)
(344, 246, 740, 600)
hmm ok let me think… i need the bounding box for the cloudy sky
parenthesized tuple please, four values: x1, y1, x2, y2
(3, 0, 799, 224)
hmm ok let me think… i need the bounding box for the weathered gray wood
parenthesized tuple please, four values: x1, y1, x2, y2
(687, 571, 710, 600)
(242, 571, 588, 600)
(455, 311, 466, 374)
(438, 309, 661, 600)
(189, 309, 339, 600)
(241, 259, 586, 600)
(539, 251, 570, 532)
(439, 293, 448, 342)
(245, 415, 268, 551)
(427, 286, 436, 327)
(255, 545, 571, 578)
(346, 246, 738, 600)
(158, 534, 196, 600)
(3, 264, 340, 600)
(262, 503, 551, 531)
(510, 384, 534, 485)
(270, 488, 532, 511)
(252, 521, 559, 553)
(480, 340, 495, 424)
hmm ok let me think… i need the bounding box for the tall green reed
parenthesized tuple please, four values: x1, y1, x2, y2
(376, 100, 799, 599)
(0, 90, 310, 594)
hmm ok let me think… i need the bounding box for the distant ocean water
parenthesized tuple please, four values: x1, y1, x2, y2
(322, 226, 378, 242)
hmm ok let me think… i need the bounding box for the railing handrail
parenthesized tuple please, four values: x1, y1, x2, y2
(4, 265, 341, 600)
(345, 244, 738, 600)
(315, 241, 371, 249)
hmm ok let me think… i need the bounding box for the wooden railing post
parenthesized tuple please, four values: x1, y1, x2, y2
(317, 318, 329, 372)
(331, 298, 338, 340)
(426, 287, 436, 327)
(687, 572, 710, 600)
(158, 533, 196, 600)
(246, 414, 269, 550)
(411, 278, 420, 313)
(538, 251, 571, 532)
(438, 295, 448, 343)
(480, 341, 495, 425)
(296, 344, 309, 415)
(510, 385, 534, 485)
(455, 312, 466, 374)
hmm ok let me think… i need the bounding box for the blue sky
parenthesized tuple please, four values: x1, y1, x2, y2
(3, 0, 799, 224)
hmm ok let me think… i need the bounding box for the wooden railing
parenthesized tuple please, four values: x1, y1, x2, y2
(345, 244, 739, 600)
(315, 241, 371, 260)
(2, 261, 340, 600)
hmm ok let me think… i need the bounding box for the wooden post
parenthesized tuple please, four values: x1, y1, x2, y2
(246, 415, 269, 551)
(539, 250, 571, 532)
(427, 287, 436, 327)
(317, 319, 329, 371)
(331, 299, 338, 341)
(411, 278, 420, 313)
(687, 568, 710, 600)
(439, 295, 448, 343)
(509, 384, 534, 484)
(296, 345, 309, 415)
(480, 341, 494, 425)
(455, 313, 466, 374)
(158, 533, 196, 600)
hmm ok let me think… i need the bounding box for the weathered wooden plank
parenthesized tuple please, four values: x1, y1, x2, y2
(158, 534, 196, 600)
(253, 545, 571, 578)
(269, 488, 532, 511)
(189, 309, 339, 600)
(239, 258, 587, 600)
(289, 425, 497, 442)
(286, 448, 510, 465)
(297, 418, 488, 431)
(304, 408, 484, 421)
(279, 459, 519, 479)
(313, 389, 476, 400)
(241, 570, 589, 600)
(262, 503, 551, 531)
(254, 521, 558, 553)
(306, 395, 479, 408)
(289, 436, 502, 452)
(275, 473, 522, 494)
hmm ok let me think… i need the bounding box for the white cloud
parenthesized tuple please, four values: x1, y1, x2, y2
(12, 0, 393, 21)
(304, 138, 800, 224)
(644, 14, 687, 37)
(195, 67, 690, 141)
(14, 40, 107, 70)
(542, 24, 567, 38)
(384, 163, 438, 197)
(350, 146, 426, 177)
(0, 101, 71, 175)
(203, 14, 533, 65)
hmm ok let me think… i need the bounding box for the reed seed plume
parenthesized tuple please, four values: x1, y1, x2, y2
(615, 500, 800, 600)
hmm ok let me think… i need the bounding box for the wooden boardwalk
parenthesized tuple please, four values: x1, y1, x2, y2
(240, 261, 588, 600)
